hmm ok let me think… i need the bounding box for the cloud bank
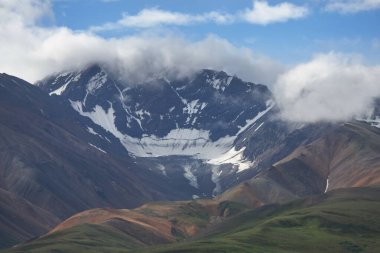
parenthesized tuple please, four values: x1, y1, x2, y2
(275, 53, 380, 122)
(0, 0, 283, 85)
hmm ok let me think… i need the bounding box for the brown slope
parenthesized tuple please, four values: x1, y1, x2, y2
(43, 198, 248, 248)
(48, 208, 175, 245)
(216, 121, 380, 208)
(270, 121, 380, 194)
(217, 177, 297, 208)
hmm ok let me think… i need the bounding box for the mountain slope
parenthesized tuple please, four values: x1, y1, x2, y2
(218, 121, 380, 208)
(2, 73, 244, 246)
(0, 189, 59, 249)
(269, 121, 380, 195)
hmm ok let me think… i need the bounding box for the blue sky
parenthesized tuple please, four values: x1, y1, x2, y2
(50, 0, 380, 63)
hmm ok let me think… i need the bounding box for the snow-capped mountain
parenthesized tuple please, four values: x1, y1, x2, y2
(38, 65, 273, 161)
(37, 64, 327, 197)
(36, 65, 278, 197)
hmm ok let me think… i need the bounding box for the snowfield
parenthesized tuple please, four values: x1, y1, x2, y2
(70, 99, 274, 171)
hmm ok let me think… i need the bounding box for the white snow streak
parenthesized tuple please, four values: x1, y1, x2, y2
(211, 166, 222, 196)
(184, 165, 199, 188)
(49, 81, 70, 95)
(359, 117, 380, 128)
(87, 71, 107, 94)
(88, 143, 107, 153)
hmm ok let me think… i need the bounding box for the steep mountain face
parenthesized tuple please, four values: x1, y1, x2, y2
(38, 65, 273, 159)
(37, 64, 329, 197)
(0, 74, 160, 217)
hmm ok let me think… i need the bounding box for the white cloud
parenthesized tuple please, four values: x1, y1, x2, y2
(325, 0, 380, 13)
(0, 0, 282, 85)
(241, 0, 309, 25)
(90, 1, 308, 32)
(90, 8, 234, 32)
(274, 53, 380, 122)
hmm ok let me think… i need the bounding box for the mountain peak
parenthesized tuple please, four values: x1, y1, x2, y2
(38, 66, 273, 160)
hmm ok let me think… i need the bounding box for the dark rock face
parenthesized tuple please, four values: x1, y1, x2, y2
(38, 65, 272, 141)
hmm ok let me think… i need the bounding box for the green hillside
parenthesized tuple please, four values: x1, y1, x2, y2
(145, 186, 380, 253)
(4, 186, 380, 253)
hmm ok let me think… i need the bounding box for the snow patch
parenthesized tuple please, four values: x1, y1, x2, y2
(184, 165, 198, 188)
(86, 126, 111, 142)
(324, 178, 329, 193)
(208, 146, 254, 172)
(72, 73, 81, 82)
(236, 100, 274, 136)
(87, 126, 98, 136)
(87, 71, 107, 94)
(156, 164, 167, 176)
(207, 75, 232, 91)
(359, 117, 380, 128)
(211, 167, 222, 196)
(70, 100, 121, 137)
(49, 72, 82, 96)
(49, 81, 70, 95)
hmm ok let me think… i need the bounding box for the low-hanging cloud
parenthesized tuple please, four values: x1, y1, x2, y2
(0, 0, 283, 85)
(274, 53, 380, 122)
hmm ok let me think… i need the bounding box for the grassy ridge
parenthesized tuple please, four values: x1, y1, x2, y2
(142, 186, 380, 253)
(4, 187, 380, 253)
